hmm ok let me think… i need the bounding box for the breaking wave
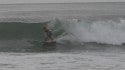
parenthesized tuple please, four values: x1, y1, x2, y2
(49, 18, 125, 45)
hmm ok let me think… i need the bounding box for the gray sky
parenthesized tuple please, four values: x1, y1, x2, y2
(1, 0, 125, 4)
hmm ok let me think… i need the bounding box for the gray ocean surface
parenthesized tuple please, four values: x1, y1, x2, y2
(0, 2, 125, 70)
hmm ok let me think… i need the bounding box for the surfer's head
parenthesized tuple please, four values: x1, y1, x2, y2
(43, 27, 49, 31)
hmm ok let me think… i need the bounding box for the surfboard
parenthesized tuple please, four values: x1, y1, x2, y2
(42, 40, 56, 45)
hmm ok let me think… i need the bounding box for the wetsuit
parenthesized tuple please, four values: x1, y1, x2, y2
(44, 29, 53, 40)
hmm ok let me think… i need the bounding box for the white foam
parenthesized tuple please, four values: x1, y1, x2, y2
(55, 18, 125, 45)
(0, 52, 125, 70)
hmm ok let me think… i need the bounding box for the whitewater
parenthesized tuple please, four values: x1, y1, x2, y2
(0, 2, 125, 70)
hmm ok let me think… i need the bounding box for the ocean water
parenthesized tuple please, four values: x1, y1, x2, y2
(0, 2, 125, 70)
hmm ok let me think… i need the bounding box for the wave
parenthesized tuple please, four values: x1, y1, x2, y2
(0, 18, 125, 45)
(0, 18, 125, 52)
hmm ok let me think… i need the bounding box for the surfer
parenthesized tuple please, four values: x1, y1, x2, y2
(43, 27, 54, 41)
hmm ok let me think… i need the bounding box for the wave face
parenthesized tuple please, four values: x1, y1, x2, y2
(0, 22, 50, 39)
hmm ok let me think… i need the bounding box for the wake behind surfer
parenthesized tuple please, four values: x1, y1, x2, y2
(43, 27, 54, 41)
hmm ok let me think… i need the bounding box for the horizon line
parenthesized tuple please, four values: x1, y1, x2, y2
(0, 1, 125, 5)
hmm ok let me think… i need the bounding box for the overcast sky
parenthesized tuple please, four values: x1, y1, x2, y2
(1, 0, 125, 4)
